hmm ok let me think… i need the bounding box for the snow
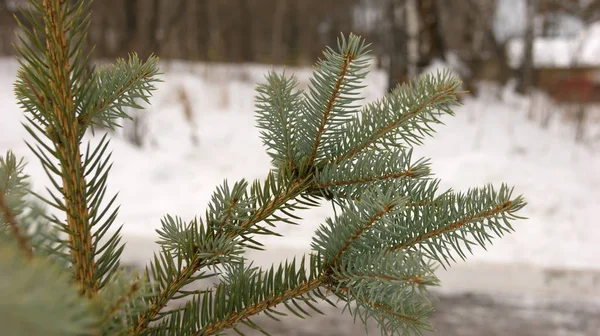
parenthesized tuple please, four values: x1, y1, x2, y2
(508, 21, 600, 68)
(578, 22, 600, 66)
(1, 57, 599, 272)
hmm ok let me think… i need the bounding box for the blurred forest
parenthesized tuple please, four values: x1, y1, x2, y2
(1, 0, 600, 93)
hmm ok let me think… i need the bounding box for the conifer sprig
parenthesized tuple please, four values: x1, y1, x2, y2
(333, 70, 462, 164)
(383, 184, 526, 266)
(256, 72, 303, 173)
(298, 34, 371, 166)
(5, 1, 526, 333)
(0, 152, 33, 258)
(313, 148, 431, 200)
(0, 245, 98, 335)
(85, 55, 160, 131)
(133, 174, 319, 333)
(171, 255, 328, 336)
(13, 0, 159, 299)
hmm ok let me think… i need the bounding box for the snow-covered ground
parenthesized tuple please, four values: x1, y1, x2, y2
(1, 57, 599, 279)
(507, 21, 600, 68)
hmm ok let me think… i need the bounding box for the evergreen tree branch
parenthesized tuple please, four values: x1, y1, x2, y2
(0, 151, 66, 262)
(323, 194, 402, 269)
(102, 277, 141, 326)
(0, 244, 98, 335)
(298, 33, 370, 167)
(387, 197, 516, 253)
(255, 71, 302, 173)
(307, 51, 353, 167)
(312, 188, 405, 268)
(0, 152, 31, 258)
(225, 175, 312, 240)
(133, 175, 314, 333)
(0, 191, 32, 258)
(200, 277, 324, 335)
(333, 250, 438, 291)
(313, 149, 431, 200)
(377, 185, 527, 266)
(83, 54, 160, 131)
(192, 256, 327, 336)
(335, 285, 434, 335)
(333, 71, 462, 164)
(32, 0, 98, 297)
(133, 248, 223, 334)
(15, 0, 159, 300)
(337, 286, 422, 325)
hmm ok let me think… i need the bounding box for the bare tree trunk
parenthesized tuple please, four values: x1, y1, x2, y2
(207, 1, 225, 61)
(287, 1, 300, 64)
(0, 3, 13, 56)
(416, 0, 446, 69)
(406, 0, 420, 78)
(145, 0, 160, 58)
(122, 0, 137, 52)
(185, 0, 198, 59)
(517, 0, 538, 94)
(386, 0, 409, 91)
(271, 0, 288, 62)
(237, 0, 254, 62)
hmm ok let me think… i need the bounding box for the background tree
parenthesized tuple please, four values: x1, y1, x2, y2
(517, 0, 539, 94)
(383, 0, 410, 91)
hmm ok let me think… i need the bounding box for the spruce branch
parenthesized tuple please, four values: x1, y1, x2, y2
(101, 277, 142, 326)
(255, 71, 303, 172)
(224, 174, 314, 242)
(0, 152, 33, 258)
(299, 33, 370, 166)
(200, 277, 324, 335)
(83, 54, 160, 131)
(133, 245, 224, 334)
(0, 191, 32, 258)
(333, 70, 462, 164)
(312, 188, 406, 269)
(7, 6, 528, 332)
(313, 149, 431, 200)
(133, 175, 316, 333)
(0, 152, 68, 262)
(336, 285, 432, 333)
(14, 0, 160, 299)
(23, 0, 99, 297)
(0, 244, 99, 335)
(191, 256, 327, 336)
(379, 184, 527, 266)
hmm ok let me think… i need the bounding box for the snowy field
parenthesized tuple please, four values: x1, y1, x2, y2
(1, 57, 599, 295)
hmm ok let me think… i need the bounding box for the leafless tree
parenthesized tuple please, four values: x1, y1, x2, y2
(384, 0, 410, 91)
(416, 0, 446, 68)
(517, 0, 539, 94)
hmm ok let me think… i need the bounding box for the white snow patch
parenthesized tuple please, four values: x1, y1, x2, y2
(508, 21, 600, 68)
(0, 58, 599, 273)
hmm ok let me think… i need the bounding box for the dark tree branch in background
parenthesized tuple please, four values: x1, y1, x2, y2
(416, 0, 447, 68)
(517, 0, 539, 94)
(385, 0, 409, 92)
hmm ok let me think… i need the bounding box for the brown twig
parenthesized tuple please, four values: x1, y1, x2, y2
(0, 191, 32, 259)
(103, 278, 141, 325)
(307, 51, 355, 167)
(386, 201, 513, 253)
(133, 175, 309, 333)
(42, 0, 97, 297)
(199, 277, 325, 336)
(316, 170, 417, 189)
(326, 203, 396, 269)
(334, 84, 457, 164)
